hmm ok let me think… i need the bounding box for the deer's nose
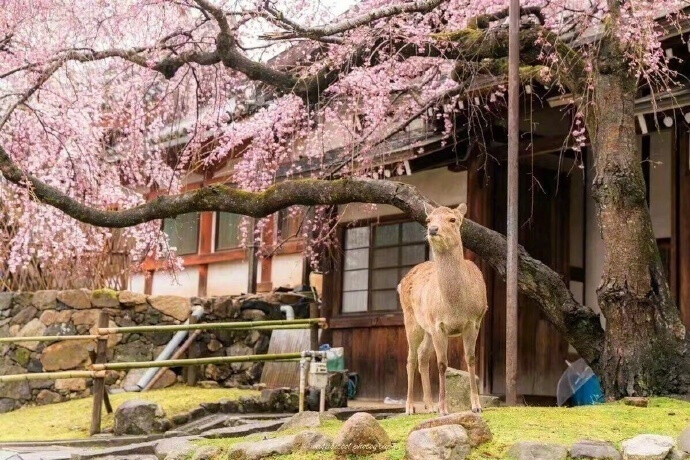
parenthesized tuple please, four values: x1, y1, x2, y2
(428, 226, 439, 236)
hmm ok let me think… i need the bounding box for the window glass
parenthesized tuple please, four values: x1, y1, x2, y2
(341, 221, 429, 314)
(216, 212, 242, 250)
(163, 213, 200, 255)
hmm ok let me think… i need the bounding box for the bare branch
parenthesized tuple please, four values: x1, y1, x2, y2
(260, 0, 446, 41)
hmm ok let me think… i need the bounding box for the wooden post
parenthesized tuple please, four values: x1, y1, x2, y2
(505, 0, 520, 406)
(309, 302, 319, 351)
(90, 311, 109, 435)
(186, 314, 199, 386)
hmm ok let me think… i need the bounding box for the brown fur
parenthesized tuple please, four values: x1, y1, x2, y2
(398, 204, 488, 415)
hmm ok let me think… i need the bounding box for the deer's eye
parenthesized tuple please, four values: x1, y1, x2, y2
(425, 218, 431, 224)
(449, 217, 457, 223)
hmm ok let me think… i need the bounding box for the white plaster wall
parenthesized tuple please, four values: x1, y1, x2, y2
(129, 273, 146, 294)
(271, 253, 304, 289)
(207, 260, 249, 296)
(339, 167, 468, 222)
(151, 267, 200, 297)
(649, 130, 672, 239)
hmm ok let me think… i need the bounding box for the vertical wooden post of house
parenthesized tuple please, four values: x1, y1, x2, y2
(505, 0, 520, 406)
(186, 314, 199, 386)
(309, 302, 319, 352)
(90, 311, 109, 435)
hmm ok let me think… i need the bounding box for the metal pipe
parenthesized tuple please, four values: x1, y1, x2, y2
(0, 371, 96, 382)
(280, 305, 295, 320)
(97, 318, 326, 334)
(135, 306, 205, 391)
(298, 353, 311, 413)
(506, 0, 521, 407)
(143, 329, 202, 391)
(91, 352, 303, 371)
(0, 335, 98, 343)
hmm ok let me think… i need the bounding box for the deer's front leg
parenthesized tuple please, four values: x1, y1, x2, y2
(431, 332, 449, 415)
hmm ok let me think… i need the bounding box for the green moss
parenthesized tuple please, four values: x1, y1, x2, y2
(198, 398, 690, 460)
(91, 288, 118, 300)
(13, 347, 31, 366)
(0, 386, 258, 442)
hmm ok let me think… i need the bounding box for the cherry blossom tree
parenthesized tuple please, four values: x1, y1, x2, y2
(1, 0, 688, 396)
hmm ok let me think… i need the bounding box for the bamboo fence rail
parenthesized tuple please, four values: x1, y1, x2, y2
(97, 318, 326, 334)
(0, 335, 98, 343)
(0, 371, 97, 382)
(90, 352, 303, 371)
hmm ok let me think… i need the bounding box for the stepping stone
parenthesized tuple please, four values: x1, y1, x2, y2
(622, 435, 675, 460)
(571, 440, 621, 459)
(406, 425, 471, 460)
(200, 420, 286, 439)
(227, 436, 295, 460)
(507, 441, 568, 460)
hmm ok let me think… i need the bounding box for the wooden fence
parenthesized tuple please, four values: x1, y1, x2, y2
(0, 312, 326, 434)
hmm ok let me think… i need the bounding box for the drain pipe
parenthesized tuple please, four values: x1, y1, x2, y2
(134, 306, 205, 391)
(280, 305, 295, 320)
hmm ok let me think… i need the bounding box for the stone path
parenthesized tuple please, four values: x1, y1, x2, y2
(0, 413, 294, 459)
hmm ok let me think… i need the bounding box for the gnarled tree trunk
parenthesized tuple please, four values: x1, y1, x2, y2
(587, 61, 690, 396)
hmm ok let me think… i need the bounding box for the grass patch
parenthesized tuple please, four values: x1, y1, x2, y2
(198, 397, 690, 459)
(0, 386, 258, 442)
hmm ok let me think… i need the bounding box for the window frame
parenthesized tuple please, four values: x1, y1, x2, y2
(338, 217, 429, 316)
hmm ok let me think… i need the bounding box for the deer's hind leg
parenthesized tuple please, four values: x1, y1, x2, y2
(404, 323, 425, 415)
(418, 332, 434, 412)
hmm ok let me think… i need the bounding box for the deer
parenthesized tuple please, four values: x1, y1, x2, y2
(398, 203, 488, 415)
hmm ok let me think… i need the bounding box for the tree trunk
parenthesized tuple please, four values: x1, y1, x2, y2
(588, 67, 690, 397)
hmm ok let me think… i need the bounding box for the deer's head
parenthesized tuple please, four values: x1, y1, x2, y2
(425, 204, 467, 253)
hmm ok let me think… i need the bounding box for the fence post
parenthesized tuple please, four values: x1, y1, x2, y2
(90, 311, 109, 436)
(309, 302, 319, 352)
(186, 314, 199, 386)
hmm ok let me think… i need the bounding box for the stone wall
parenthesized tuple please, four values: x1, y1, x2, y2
(0, 289, 293, 413)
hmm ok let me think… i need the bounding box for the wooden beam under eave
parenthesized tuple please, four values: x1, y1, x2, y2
(489, 135, 578, 161)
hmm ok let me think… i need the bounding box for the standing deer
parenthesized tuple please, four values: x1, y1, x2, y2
(398, 204, 488, 415)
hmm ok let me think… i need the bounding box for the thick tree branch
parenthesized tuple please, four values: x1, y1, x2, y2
(0, 143, 604, 366)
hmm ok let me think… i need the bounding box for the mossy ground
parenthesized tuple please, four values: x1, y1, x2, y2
(198, 397, 690, 459)
(0, 386, 258, 441)
(1, 390, 687, 459)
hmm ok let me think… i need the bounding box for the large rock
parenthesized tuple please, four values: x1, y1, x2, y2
(150, 369, 178, 390)
(15, 318, 47, 351)
(445, 367, 480, 412)
(114, 340, 153, 362)
(278, 410, 337, 431)
(72, 309, 100, 326)
(407, 424, 471, 460)
(571, 440, 621, 459)
(148, 296, 191, 321)
(678, 426, 690, 453)
(9, 306, 37, 326)
(33, 290, 58, 310)
(507, 442, 568, 460)
(293, 430, 333, 452)
(36, 389, 62, 405)
(91, 289, 120, 308)
(412, 411, 492, 447)
(39, 310, 72, 325)
(621, 435, 675, 460)
(119, 291, 147, 307)
(41, 340, 93, 371)
(0, 293, 12, 311)
(333, 412, 391, 456)
(155, 437, 196, 460)
(0, 398, 16, 413)
(113, 400, 170, 435)
(55, 377, 87, 392)
(227, 436, 295, 459)
(57, 289, 92, 309)
(0, 365, 30, 400)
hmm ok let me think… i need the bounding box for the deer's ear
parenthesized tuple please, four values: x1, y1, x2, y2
(455, 203, 468, 217)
